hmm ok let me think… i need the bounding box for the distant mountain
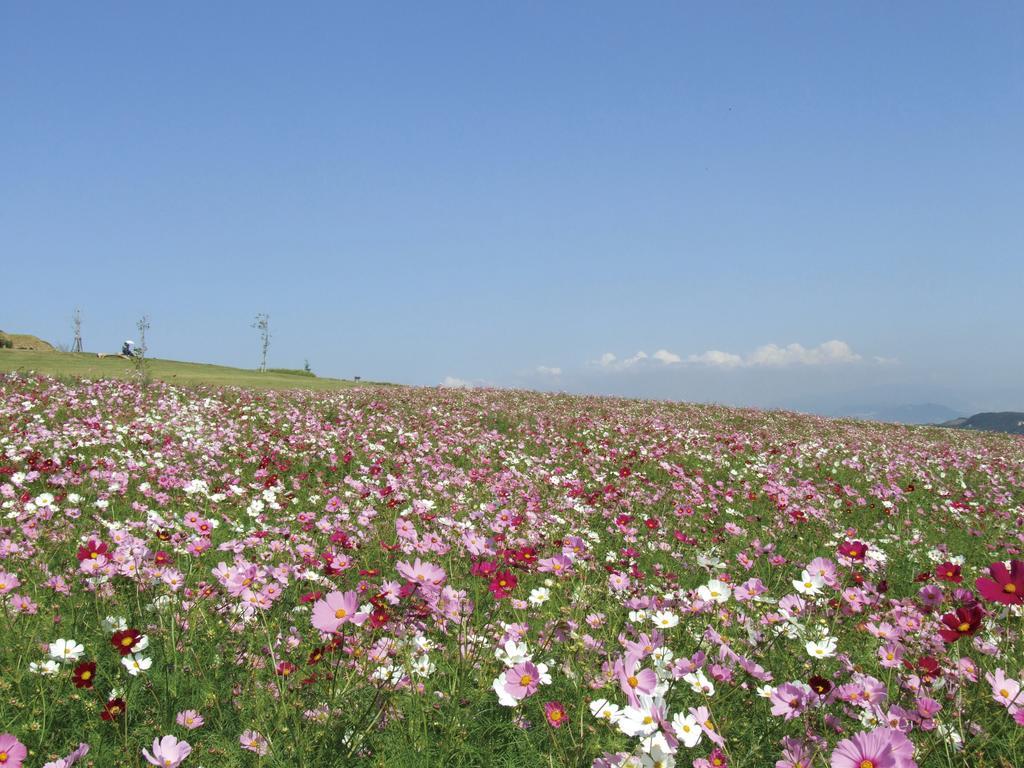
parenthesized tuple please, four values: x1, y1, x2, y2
(831, 403, 964, 425)
(940, 412, 1024, 435)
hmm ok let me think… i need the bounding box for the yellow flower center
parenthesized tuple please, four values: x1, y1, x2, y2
(549, 710, 563, 722)
(334, 608, 348, 619)
(627, 675, 639, 688)
(519, 674, 533, 686)
(1005, 584, 1017, 593)
(81, 670, 92, 680)
(1000, 688, 1010, 698)
(958, 622, 971, 632)
(121, 637, 134, 646)
(859, 761, 875, 768)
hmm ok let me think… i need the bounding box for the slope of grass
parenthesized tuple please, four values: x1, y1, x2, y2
(0, 331, 55, 351)
(0, 350, 375, 391)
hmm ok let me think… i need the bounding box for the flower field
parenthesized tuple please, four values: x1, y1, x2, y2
(1, 373, 1022, 767)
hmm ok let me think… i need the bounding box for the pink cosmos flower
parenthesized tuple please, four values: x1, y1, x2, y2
(616, 655, 658, 706)
(41, 743, 89, 768)
(829, 726, 917, 768)
(175, 710, 205, 730)
(142, 735, 191, 768)
(986, 669, 1022, 710)
(240, 730, 269, 755)
(0, 734, 27, 768)
(0, 572, 19, 595)
(311, 590, 362, 634)
(395, 558, 446, 591)
(504, 661, 541, 700)
(770, 683, 809, 720)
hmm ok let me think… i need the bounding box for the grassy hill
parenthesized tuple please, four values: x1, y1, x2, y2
(0, 331, 55, 351)
(0, 349, 373, 391)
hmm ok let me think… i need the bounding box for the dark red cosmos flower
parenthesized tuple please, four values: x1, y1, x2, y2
(101, 698, 126, 721)
(369, 607, 389, 628)
(905, 656, 942, 686)
(470, 560, 498, 578)
(838, 540, 867, 561)
(154, 550, 173, 566)
(488, 570, 517, 599)
(935, 562, 963, 583)
(308, 646, 326, 666)
(808, 675, 832, 696)
(111, 628, 143, 656)
(276, 661, 297, 677)
(76, 539, 109, 563)
(976, 560, 1024, 606)
(72, 661, 96, 688)
(299, 591, 323, 604)
(938, 604, 984, 643)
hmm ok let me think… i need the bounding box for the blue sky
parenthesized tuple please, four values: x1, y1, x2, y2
(3, 3, 1022, 414)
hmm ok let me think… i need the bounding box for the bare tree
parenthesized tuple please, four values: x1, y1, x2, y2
(134, 314, 152, 387)
(72, 308, 83, 353)
(136, 315, 150, 359)
(252, 313, 270, 373)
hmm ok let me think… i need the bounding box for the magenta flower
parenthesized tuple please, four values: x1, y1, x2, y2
(543, 700, 567, 727)
(829, 727, 917, 768)
(975, 560, 1024, 606)
(504, 661, 541, 700)
(142, 735, 191, 768)
(311, 590, 362, 633)
(175, 710, 205, 730)
(0, 734, 27, 768)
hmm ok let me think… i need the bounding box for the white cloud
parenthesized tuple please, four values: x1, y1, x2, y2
(745, 340, 861, 367)
(596, 340, 876, 372)
(536, 365, 562, 376)
(440, 376, 474, 389)
(685, 350, 745, 367)
(685, 340, 863, 368)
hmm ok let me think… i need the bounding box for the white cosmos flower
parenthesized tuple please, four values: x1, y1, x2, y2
(122, 653, 153, 676)
(102, 615, 128, 633)
(495, 640, 531, 667)
(682, 669, 715, 696)
(792, 570, 825, 596)
(528, 587, 550, 606)
(617, 704, 659, 737)
(49, 639, 85, 663)
(35, 493, 55, 507)
(491, 675, 518, 707)
(590, 698, 623, 724)
(671, 712, 703, 748)
(697, 580, 731, 604)
(30, 659, 61, 675)
(805, 637, 838, 659)
(410, 655, 435, 678)
(651, 610, 679, 628)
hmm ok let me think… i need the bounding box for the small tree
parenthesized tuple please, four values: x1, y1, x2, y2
(252, 313, 270, 373)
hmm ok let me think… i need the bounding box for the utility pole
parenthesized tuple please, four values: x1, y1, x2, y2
(252, 313, 270, 373)
(72, 308, 83, 353)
